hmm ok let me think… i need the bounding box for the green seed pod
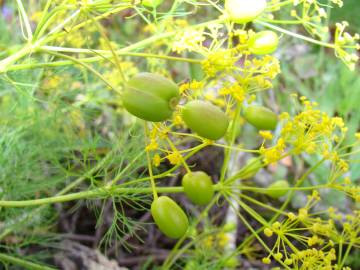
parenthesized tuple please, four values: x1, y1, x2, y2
(249, 31, 279, 55)
(267, 180, 289, 198)
(122, 73, 180, 122)
(225, 0, 267, 23)
(182, 171, 214, 205)
(182, 100, 230, 140)
(243, 105, 278, 130)
(151, 196, 189, 239)
(142, 0, 164, 8)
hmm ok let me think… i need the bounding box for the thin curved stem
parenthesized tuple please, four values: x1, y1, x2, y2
(0, 253, 56, 270)
(255, 20, 336, 49)
(0, 184, 222, 208)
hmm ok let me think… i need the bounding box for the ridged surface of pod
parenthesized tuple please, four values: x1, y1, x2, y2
(243, 105, 278, 130)
(182, 100, 229, 140)
(122, 73, 179, 122)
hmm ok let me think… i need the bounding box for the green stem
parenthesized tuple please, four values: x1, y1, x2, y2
(255, 20, 336, 49)
(339, 241, 353, 268)
(0, 147, 118, 239)
(219, 103, 242, 182)
(16, 0, 33, 40)
(8, 51, 202, 72)
(0, 184, 222, 208)
(236, 158, 325, 251)
(42, 50, 119, 92)
(0, 253, 56, 270)
(227, 184, 329, 192)
(144, 122, 158, 199)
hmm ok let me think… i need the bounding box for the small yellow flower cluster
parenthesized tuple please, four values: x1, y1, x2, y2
(259, 131, 273, 141)
(334, 21, 360, 70)
(179, 80, 204, 94)
(201, 50, 238, 77)
(259, 138, 286, 164)
(291, 0, 330, 38)
(291, 248, 336, 269)
(219, 83, 245, 103)
(260, 188, 360, 269)
(202, 232, 230, 249)
(166, 151, 182, 165)
(244, 56, 281, 92)
(172, 29, 205, 54)
(260, 97, 349, 166)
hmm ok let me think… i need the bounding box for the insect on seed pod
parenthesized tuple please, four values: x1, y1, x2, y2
(122, 73, 180, 122)
(182, 171, 214, 206)
(225, 0, 267, 24)
(248, 31, 279, 55)
(243, 105, 278, 130)
(151, 196, 189, 239)
(182, 100, 230, 140)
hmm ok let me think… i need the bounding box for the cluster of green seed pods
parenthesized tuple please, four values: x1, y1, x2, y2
(122, 73, 230, 140)
(122, 72, 281, 238)
(150, 170, 215, 239)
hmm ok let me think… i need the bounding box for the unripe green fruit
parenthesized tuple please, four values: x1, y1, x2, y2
(151, 196, 189, 239)
(182, 100, 230, 140)
(249, 31, 279, 55)
(142, 0, 163, 8)
(243, 105, 278, 130)
(267, 180, 289, 198)
(182, 171, 214, 205)
(225, 0, 267, 23)
(122, 73, 179, 122)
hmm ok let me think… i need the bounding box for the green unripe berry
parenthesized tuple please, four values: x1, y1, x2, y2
(151, 196, 189, 239)
(182, 100, 230, 140)
(243, 105, 278, 130)
(122, 73, 179, 122)
(225, 0, 267, 23)
(249, 31, 279, 55)
(142, 0, 163, 8)
(267, 180, 290, 198)
(182, 171, 214, 206)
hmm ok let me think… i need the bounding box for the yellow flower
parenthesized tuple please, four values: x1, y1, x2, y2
(166, 151, 181, 165)
(264, 228, 273, 237)
(259, 131, 273, 140)
(153, 154, 161, 167)
(145, 139, 158, 152)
